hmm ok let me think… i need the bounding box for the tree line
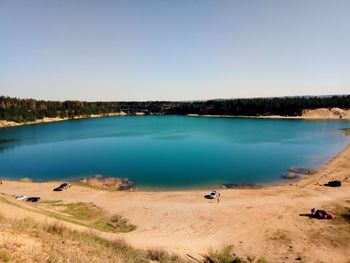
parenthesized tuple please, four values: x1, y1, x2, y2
(0, 95, 349, 122)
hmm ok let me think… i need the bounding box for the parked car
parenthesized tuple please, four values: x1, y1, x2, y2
(15, 194, 28, 201)
(325, 180, 342, 187)
(311, 208, 335, 219)
(208, 190, 219, 199)
(53, 182, 71, 191)
(26, 197, 41, 203)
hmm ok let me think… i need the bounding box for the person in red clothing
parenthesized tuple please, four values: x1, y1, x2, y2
(311, 208, 335, 219)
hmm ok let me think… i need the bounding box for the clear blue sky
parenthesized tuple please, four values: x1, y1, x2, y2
(0, 0, 349, 101)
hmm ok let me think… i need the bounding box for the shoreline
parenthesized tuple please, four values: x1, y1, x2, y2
(187, 114, 350, 120)
(0, 144, 349, 262)
(1, 128, 349, 192)
(1, 107, 350, 128)
(0, 112, 128, 128)
(1, 142, 349, 192)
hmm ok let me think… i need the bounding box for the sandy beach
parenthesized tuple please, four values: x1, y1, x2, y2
(0, 141, 349, 262)
(0, 112, 127, 128)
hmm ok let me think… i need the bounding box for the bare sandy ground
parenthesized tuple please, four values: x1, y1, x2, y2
(1, 143, 350, 262)
(0, 112, 127, 128)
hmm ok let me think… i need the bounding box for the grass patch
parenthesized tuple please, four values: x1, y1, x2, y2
(0, 196, 136, 233)
(91, 215, 137, 233)
(0, 212, 189, 263)
(204, 246, 241, 263)
(38, 200, 137, 233)
(204, 246, 269, 263)
(0, 250, 11, 262)
(147, 248, 182, 262)
(0, 214, 144, 262)
(256, 258, 269, 263)
(44, 201, 102, 220)
(0, 196, 18, 206)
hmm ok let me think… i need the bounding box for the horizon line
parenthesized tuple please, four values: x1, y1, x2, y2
(1, 93, 350, 103)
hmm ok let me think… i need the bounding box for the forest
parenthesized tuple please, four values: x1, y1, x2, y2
(1, 95, 350, 122)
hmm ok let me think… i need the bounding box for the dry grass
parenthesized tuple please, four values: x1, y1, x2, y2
(204, 246, 269, 263)
(0, 197, 136, 233)
(0, 213, 188, 263)
(37, 200, 137, 233)
(204, 246, 247, 263)
(0, 196, 272, 262)
(147, 248, 182, 262)
(0, 249, 11, 262)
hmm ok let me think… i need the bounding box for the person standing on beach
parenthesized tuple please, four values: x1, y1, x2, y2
(217, 192, 220, 203)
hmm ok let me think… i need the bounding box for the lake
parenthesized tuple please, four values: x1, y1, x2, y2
(0, 116, 349, 188)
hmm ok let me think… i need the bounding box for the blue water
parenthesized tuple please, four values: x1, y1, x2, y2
(0, 116, 349, 188)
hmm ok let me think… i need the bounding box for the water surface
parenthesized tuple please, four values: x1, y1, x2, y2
(0, 116, 349, 188)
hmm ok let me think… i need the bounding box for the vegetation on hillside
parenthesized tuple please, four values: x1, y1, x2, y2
(38, 200, 137, 233)
(0, 196, 136, 233)
(0, 195, 272, 263)
(0, 212, 268, 263)
(1, 95, 350, 122)
(0, 213, 186, 263)
(204, 246, 269, 263)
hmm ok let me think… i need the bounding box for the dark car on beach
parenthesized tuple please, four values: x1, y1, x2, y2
(53, 183, 71, 191)
(26, 197, 41, 202)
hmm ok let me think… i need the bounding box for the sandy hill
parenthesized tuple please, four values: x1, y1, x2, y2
(302, 108, 350, 119)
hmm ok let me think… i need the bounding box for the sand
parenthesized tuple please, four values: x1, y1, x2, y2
(0, 112, 127, 128)
(301, 108, 350, 119)
(1, 142, 350, 262)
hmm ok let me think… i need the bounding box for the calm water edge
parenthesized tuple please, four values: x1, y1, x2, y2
(0, 116, 349, 189)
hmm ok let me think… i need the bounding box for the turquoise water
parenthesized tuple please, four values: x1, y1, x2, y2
(0, 116, 349, 188)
